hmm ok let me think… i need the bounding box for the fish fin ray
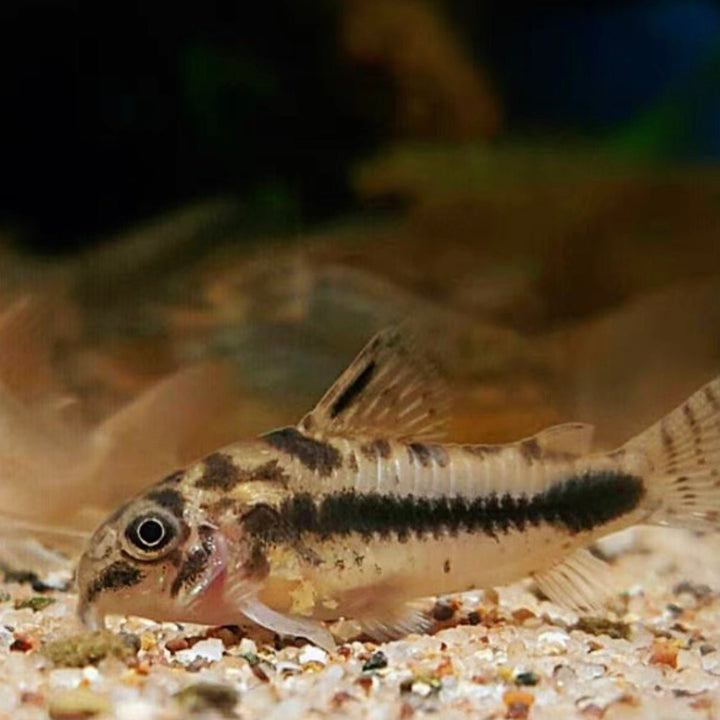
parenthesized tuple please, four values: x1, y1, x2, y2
(620, 377, 720, 531)
(240, 595, 336, 651)
(356, 600, 433, 642)
(299, 326, 450, 441)
(532, 423, 595, 457)
(533, 548, 614, 613)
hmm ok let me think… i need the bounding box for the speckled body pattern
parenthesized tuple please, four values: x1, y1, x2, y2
(76, 328, 720, 648)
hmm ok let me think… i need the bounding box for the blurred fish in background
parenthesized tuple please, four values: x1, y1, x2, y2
(0, 0, 717, 572)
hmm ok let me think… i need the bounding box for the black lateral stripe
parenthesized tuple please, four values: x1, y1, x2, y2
(329, 360, 377, 418)
(272, 471, 644, 541)
(263, 427, 342, 477)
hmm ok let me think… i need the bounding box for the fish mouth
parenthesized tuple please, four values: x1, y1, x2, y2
(77, 594, 106, 630)
(175, 528, 229, 609)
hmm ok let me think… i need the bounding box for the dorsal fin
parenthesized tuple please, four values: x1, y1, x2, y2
(531, 423, 595, 457)
(298, 327, 450, 441)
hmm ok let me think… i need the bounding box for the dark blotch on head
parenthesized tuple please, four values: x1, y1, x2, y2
(86, 561, 143, 603)
(170, 550, 208, 598)
(330, 360, 377, 418)
(170, 527, 215, 598)
(263, 428, 342, 477)
(146, 488, 185, 519)
(196, 453, 240, 491)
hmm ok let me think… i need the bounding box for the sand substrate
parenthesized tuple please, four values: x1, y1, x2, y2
(0, 528, 717, 720)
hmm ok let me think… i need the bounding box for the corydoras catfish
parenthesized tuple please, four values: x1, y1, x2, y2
(76, 328, 720, 650)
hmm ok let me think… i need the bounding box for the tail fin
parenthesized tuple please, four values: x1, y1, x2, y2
(620, 378, 719, 532)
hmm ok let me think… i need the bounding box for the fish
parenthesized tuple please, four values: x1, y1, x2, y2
(75, 327, 720, 651)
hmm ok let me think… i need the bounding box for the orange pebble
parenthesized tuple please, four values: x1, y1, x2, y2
(649, 641, 678, 668)
(435, 656, 454, 677)
(503, 689, 534, 719)
(511, 608, 536, 624)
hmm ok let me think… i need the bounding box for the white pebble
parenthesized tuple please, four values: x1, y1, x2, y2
(324, 664, 343, 681)
(677, 649, 702, 670)
(238, 638, 257, 656)
(537, 630, 570, 655)
(506, 639, 526, 662)
(298, 646, 327, 665)
(175, 638, 224, 665)
(0, 627, 13, 649)
(43, 570, 72, 589)
(575, 662, 607, 681)
(115, 700, 159, 720)
(411, 681, 433, 697)
(274, 661, 302, 675)
(673, 667, 713, 694)
(595, 528, 637, 557)
(49, 668, 84, 689)
(0, 683, 18, 715)
(626, 584, 645, 598)
(82, 667, 101, 684)
(701, 652, 720, 673)
(473, 648, 494, 662)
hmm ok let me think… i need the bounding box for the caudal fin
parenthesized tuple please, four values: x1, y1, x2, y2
(621, 378, 719, 532)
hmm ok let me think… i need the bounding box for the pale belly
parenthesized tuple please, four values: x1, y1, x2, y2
(258, 525, 595, 620)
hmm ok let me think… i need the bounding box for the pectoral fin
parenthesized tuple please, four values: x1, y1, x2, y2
(240, 595, 336, 652)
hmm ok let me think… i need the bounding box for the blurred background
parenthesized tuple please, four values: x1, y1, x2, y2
(0, 0, 718, 533)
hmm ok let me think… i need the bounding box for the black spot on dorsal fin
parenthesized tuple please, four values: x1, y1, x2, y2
(297, 326, 450, 442)
(329, 360, 376, 419)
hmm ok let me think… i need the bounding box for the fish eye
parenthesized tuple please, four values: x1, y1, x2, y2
(137, 517, 165, 547)
(123, 511, 178, 558)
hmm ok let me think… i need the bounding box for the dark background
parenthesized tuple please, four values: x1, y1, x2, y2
(1, 0, 718, 253)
